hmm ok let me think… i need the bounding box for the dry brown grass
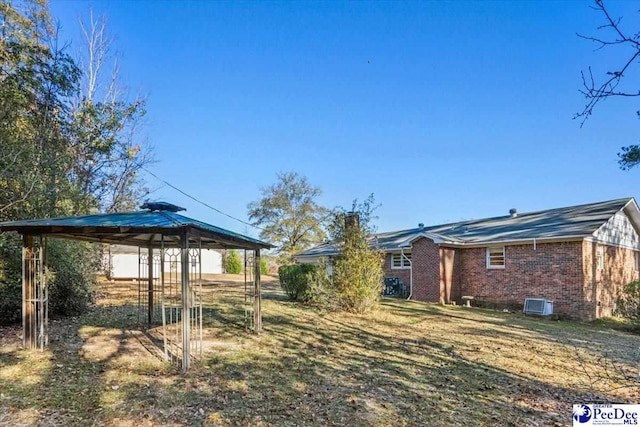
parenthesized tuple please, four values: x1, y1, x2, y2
(0, 275, 639, 426)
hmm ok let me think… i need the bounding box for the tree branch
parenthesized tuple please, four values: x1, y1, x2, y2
(576, 0, 640, 125)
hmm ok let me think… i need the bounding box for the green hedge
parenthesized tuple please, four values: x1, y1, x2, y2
(278, 264, 319, 301)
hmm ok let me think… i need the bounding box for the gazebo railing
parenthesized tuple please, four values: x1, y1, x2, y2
(156, 239, 203, 370)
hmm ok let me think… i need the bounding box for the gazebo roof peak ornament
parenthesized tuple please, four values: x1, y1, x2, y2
(140, 201, 186, 212)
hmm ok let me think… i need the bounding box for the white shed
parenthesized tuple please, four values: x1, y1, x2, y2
(106, 244, 223, 279)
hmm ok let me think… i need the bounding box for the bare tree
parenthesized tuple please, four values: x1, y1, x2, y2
(577, 0, 640, 169)
(70, 9, 153, 212)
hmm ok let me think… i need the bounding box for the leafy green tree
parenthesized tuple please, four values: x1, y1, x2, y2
(330, 194, 385, 313)
(0, 0, 93, 323)
(0, 0, 80, 220)
(248, 172, 328, 263)
(577, 0, 640, 169)
(226, 250, 242, 274)
(0, 3, 150, 216)
(0, 1, 151, 323)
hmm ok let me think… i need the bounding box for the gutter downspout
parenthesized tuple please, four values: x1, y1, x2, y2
(401, 247, 413, 300)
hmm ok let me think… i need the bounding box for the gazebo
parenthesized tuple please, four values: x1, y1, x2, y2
(0, 202, 272, 371)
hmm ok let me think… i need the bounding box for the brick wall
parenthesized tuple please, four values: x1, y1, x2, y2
(457, 242, 585, 318)
(401, 238, 638, 320)
(411, 238, 441, 302)
(583, 241, 639, 319)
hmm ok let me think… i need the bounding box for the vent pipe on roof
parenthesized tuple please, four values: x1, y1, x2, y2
(509, 208, 517, 218)
(418, 223, 424, 229)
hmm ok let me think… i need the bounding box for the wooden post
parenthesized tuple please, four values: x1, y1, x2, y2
(181, 235, 190, 371)
(253, 248, 262, 333)
(22, 235, 34, 349)
(148, 245, 154, 324)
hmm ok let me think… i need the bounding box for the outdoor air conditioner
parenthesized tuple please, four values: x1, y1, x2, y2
(523, 298, 553, 316)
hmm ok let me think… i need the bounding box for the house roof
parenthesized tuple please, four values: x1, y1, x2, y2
(295, 197, 639, 258)
(0, 210, 273, 250)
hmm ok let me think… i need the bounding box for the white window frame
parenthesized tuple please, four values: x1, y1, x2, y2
(597, 246, 604, 271)
(486, 246, 505, 269)
(391, 252, 411, 269)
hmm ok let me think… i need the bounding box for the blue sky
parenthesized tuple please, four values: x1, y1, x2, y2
(50, 0, 640, 237)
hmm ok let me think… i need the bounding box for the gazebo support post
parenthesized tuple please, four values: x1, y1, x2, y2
(42, 237, 48, 348)
(253, 248, 262, 333)
(181, 235, 190, 371)
(147, 245, 154, 324)
(22, 235, 35, 349)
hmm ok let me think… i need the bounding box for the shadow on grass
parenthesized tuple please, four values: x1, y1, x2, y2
(1, 280, 639, 426)
(381, 298, 640, 368)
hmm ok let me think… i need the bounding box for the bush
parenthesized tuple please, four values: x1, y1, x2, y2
(278, 262, 337, 309)
(302, 261, 338, 310)
(616, 279, 640, 319)
(0, 235, 96, 324)
(332, 246, 384, 313)
(226, 250, 242, 274)
(278, 264, 316, 301)
(260, 258, 268, 276)
(331, 206, 385, 313)
(46, 239, 97, 317)
(0, 234, 22, 324)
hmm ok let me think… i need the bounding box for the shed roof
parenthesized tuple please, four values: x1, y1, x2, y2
(0, 209, 272, 250)
(295, 197, 639, 258)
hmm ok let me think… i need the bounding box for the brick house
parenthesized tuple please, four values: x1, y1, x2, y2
(294, 198, 640, 320)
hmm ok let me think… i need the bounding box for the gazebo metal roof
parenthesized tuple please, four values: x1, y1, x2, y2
(0, 209, 272, 250)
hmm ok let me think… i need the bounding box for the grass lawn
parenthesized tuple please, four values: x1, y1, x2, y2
(0, 276, 639, 426)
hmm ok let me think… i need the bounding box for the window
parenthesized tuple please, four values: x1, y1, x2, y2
(486, 247, 505, 269)
(636, 251, 640, 272)
(391, 252, 411, 269)
(597, 246, 604, 270)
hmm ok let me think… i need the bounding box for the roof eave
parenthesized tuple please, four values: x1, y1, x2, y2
(438, 235, 587, 248)
(622, 197, 640, 234)
(397, 231, 458, 247)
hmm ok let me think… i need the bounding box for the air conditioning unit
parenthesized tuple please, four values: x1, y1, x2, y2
(523, 298, 553, 316)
